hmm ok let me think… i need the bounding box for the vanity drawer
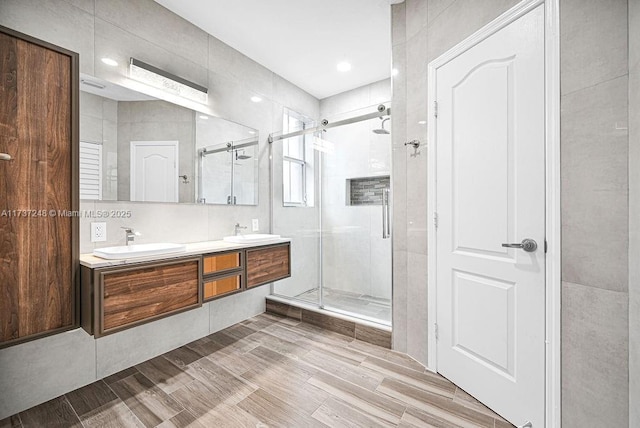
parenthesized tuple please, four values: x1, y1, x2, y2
(203, 273, 242, 301)
(203, 251, 242, 275)
(99, 258, 201, 334)
(246, 243, 291, 288)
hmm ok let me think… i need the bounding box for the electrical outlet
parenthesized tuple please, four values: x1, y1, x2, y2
(252, 218, 259, 232)
(91, 222, 107, 242)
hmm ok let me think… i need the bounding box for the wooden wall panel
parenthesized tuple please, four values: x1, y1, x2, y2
(102, 260, 199, 332)
(0, 27, 78, 346)
(0, 32, 20, 342)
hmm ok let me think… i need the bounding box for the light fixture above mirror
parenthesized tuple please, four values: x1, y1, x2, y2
(129, 58, 208, 104)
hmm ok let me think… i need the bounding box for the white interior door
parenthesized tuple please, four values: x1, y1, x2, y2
(130, 141, 179, 202)
(434, 5, 545, 426)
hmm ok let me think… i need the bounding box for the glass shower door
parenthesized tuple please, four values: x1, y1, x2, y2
(317, 116, 392, 325)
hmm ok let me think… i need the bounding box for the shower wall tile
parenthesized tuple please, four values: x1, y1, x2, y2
(392, 249, 408, 352)
(208, 36, 274, 100)
(391, 1, 406, 47)
(562, 281, 628, 428)
(560, 0, 628, 96)
(95, 0, 209, 69)
(79, 201, 96, 254)
(96, 306, 210, 379)
(628, 2, 640, 425)
(81, 92, 105, 120)
(0, 329, 96, 417)
(405, 251, 429, 365)
(94, 18, 208, 92)
(0, 0, 95, 75)
(272, 73, 320, 120)
(427, 0, 456, 25)
(80, 201, 209, 250)
(209, 287, 268, 333)
(561, 75, 629, 292)
(66, 0, 94, 14)
(369, 79, 393, 106)
(406, 0, 428, 41)
(319, 82, 379, 119)
(426, 0, 519, 60)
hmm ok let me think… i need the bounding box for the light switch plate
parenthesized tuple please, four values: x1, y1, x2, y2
(252, 218, 259, 232)
(91, 222, 107, 242)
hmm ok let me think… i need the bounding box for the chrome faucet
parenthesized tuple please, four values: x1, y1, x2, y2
(234, 223, 247, 236)
(121, 227, 139, 245)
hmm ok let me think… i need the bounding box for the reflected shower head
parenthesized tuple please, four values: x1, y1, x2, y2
(236, 151, 252, 160)
(373, 117, 390, 134)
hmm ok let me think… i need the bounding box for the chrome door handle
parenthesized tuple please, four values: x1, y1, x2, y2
(502, 239, 537, 252)
(0, 153, 12, 161)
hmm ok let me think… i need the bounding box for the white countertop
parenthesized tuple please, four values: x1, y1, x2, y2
(80, 238, 291, 269)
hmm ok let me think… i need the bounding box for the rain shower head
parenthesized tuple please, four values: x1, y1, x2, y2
(373, 117, 390, 134)
(235, 151, 252, 160)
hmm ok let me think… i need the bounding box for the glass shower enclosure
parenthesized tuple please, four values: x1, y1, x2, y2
(270, 104, 392, 326)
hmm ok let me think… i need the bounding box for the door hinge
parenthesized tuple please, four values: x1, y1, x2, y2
(434, 101, 438, 118)
(433, 211, 438, 229)
(435, 323, 439, 340)
(544, 240, 548, 253)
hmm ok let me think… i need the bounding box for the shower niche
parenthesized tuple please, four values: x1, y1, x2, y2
(346, 175, 390, 206)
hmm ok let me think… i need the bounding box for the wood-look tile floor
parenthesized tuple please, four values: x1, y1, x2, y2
(1, 313, 514, 428)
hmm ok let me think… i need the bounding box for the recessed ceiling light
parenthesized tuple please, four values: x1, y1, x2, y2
(251, 96, 262, 103)
(418, 120, 427, 125)
(199, 115, 209, 120)
(337, 61, 352, 72)
(101, 57, 118, 67)
(391, 68, 399, 76)
(248, 130, 256, 135)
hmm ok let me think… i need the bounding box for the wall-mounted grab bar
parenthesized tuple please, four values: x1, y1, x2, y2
(0, 153, 12, 161)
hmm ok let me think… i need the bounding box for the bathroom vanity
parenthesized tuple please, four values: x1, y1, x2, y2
(80, 240, 290, 337)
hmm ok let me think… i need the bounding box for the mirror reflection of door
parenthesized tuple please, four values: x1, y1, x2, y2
(130, 141, 179, 202)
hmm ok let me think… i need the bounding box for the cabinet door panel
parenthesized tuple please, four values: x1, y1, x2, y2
(246, 244, 290, 288)
(203, 274, 241, 300)
(0, 29, 76, 345)
(203, 252, 241, 275)
(102, 259, 199, 332)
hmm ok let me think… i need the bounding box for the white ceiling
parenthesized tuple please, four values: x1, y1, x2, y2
(154, 0, 395, 100)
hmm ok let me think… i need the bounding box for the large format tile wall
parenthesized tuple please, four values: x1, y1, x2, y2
(391, 0, 631, 426)
(629, 1, 639, 426)
(0, 0, 319, 418)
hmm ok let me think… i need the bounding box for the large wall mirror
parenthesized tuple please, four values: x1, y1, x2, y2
(79, 74, 259, 205)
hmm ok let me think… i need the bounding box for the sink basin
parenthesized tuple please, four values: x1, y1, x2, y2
(93, 243, 187, 260)
(223, 234, 281, 244)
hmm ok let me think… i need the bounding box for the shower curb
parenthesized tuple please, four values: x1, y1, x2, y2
(265, 297, 392, 349)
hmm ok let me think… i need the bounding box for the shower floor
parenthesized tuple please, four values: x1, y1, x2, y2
(295, 287, 391, 325)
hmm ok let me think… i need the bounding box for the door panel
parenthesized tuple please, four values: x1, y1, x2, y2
(0, 29, 77, 345)
(435, 5, 545, 426)
(452, 59, 514, 258)
(130, 141, 178, 202)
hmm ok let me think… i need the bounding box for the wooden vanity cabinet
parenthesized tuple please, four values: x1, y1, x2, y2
(0, 26, 79, 347)
(202, 251, 244, 301)
(80, 242, 291, 337)
(81, 257, 201, 337)
(246, 243, 291, 288)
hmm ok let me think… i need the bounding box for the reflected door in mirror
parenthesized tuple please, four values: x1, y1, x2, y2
(130, 141, 179, 202)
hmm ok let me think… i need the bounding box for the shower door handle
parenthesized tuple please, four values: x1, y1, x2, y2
(382, 188, 391, 239)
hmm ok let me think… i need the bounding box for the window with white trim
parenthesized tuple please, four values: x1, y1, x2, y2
(282, 108, 314, 207)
